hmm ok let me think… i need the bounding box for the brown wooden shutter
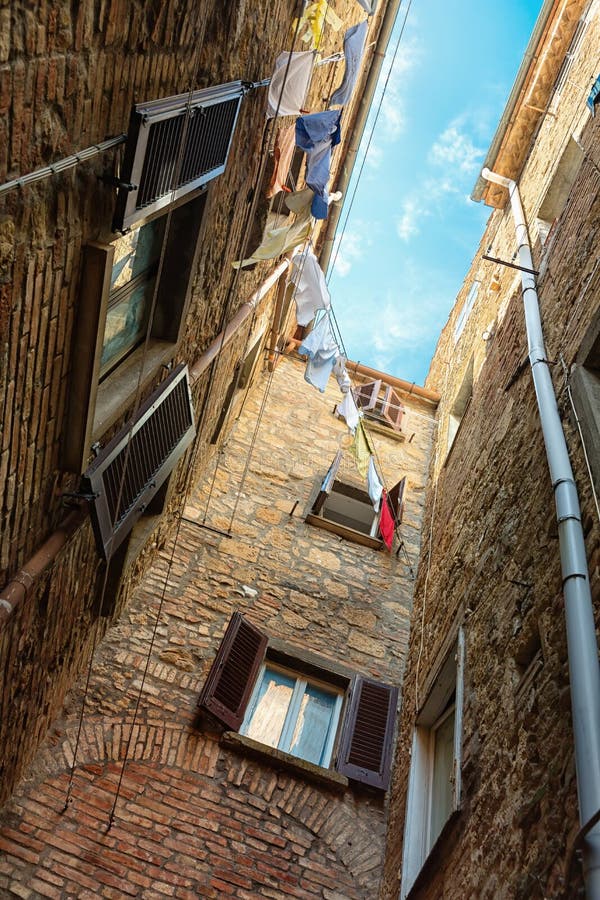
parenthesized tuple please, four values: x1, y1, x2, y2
(336, 676, 398, 790)
(198, 612, 267, 730)
(311, 450, 343, 514)
(81, 364, 195, 560)
(352, 379, 381, 411)
(382, 386, 404, 431)
(114, 81, 246, 231)
(387, 476, 406, 525)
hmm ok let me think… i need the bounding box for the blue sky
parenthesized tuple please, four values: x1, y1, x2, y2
(327, 0, 542, 385)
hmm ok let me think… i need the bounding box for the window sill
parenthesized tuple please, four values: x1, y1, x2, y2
(363, 416, 405, 442)
(221, 732, 349, 792)
(93, 339, 175, 442)
(305, 513, 383, 550)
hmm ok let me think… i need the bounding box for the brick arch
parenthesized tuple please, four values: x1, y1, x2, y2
(22, 716, 385, 895)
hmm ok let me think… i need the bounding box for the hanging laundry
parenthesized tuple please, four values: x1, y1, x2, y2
(329, 20, 369, 108)
(332, 355, 351, 393)
(367, 456, 383, 512)
(355, 0, 378, 14)
(289, 247, 331, 326)
(379, 490, 395, 550)
(267, 124, 297, 198)
(266, 51, 315, 118)
(296, 110, 342, 219)
(336, 390, 360, 432)
(298, 313, 339, 392)
(294, 0, 343, 50)
(349, 419, 374, 478)
(233, 200, 312, 268)
(286, 187, 342, 219)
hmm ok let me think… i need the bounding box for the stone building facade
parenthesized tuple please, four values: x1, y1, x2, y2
(382, 2, 600, 898)
(0, 0, 390, 811)
(0, 354, 435, 897)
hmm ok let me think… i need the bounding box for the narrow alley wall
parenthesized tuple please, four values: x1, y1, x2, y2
(0, 354, 435, 898)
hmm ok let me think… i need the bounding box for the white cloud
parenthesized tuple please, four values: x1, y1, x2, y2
(331, 224, 374, 278)
(428, 118, 484, 174)
(378, 38, 420, 141)
(396, 199, 424, 242)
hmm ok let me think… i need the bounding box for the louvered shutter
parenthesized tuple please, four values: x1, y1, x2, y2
(336, 676, 398, 790)
(352, 379, 381, 411)
(311, 450, 343, 514)
(114, 81, 246, 231)
(198, 612, 267, 730)
(387, 476, 406, 525)
(81, 364, 195, 560)
(382, 386, 404, 431)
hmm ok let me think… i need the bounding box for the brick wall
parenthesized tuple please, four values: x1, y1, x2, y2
(381, 15, 600, 898)
(0, 355, 435, 897)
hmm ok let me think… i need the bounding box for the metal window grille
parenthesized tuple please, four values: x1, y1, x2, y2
(82, 364, 195, 559)
(114, 81, 246, 232)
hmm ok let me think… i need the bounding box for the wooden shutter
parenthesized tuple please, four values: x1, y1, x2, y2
(81, 364, 195, 559)
(387, 476, 406, 525)
(382, 386, 404, 431)
(352, 379, 381, 411)
(311, 450, 343, 514)
(336, 676, 398, 790)
(198, 612, 267, 730)
(114, 81, 246, 231)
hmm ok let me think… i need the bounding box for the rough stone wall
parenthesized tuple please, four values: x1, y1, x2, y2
(2, 0, 384, 809)
(381, 13, 600, 899)
(0, 355, 435, 897)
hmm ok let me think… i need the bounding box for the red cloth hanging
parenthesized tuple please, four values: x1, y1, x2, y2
(379, 490, 395, 550)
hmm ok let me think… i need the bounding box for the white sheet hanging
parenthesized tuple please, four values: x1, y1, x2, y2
(289, 248, 331, 326)
(267, 51, 314, 118)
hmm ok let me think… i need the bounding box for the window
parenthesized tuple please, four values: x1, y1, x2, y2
(454, 281, 480, 343)
(401, 630, 465, 898)
(64, 190, 206, 473)
(535, 136, 584, 249)
(305, 451, 406, 548)
(241, 663, 343, 768)
(198, 612, 398, 790)
(447, 357, 474, 454)
(210, 333, 265, 444)
(353, 380, 404, 433)
(570, 311, 600, 498)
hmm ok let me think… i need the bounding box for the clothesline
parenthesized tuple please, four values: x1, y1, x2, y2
(233, 1, 406, 550)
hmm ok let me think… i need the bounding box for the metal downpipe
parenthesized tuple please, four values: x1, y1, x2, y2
(482, 167, 600, 897)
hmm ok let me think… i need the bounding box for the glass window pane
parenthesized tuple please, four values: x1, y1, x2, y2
(429, 708, 455, 849)
(101, 219, 166, 376)
(289, 683, 338, 766)
(111, 219, 165, 291)
(244, 668, 295, 750)
(100, 280, 155, 375)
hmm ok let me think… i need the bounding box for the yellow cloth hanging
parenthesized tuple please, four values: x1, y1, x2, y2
(349, 420, 374, 478)
(233, 202, 312, 269)
(293, 0, 343, 50)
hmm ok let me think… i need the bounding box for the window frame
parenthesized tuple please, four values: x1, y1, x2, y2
(400, 628, 465, 898)
(307, 478, 384, 549)
(64, 188, 207, 474)
(240, 660, 344, 769)
(352, 380, 405, 435)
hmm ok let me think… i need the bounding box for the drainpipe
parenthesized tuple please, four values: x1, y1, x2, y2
(482, 167, 600, 898)
(189, 259, 289, 384)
